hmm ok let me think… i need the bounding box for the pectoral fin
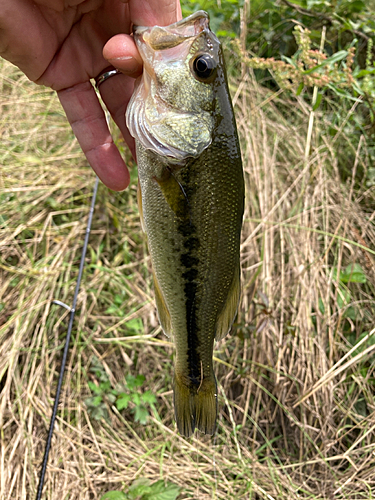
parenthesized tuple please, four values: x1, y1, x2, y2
(153, 270, 172, 338)
(215, 267, 241, 341)
(154, 169, 190, 220)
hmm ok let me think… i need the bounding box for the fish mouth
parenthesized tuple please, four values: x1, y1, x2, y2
(134, 11, 210, 51)
(133, 11, 213, 82)
(126, 11, 216, 162)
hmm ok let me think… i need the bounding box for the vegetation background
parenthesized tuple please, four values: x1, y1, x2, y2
(1, 0, 375, 498)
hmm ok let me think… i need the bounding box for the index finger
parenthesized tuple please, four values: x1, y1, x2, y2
(58, 81, 131, 191)
(126, 0, 182, 26)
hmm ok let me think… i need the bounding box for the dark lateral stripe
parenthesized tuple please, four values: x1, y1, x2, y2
(178, 219, 201, 386)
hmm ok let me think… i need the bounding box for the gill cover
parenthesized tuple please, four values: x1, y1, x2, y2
(126, 11, 219, 161)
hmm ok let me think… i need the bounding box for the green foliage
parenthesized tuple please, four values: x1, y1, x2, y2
(245, 0, 375, 58)
(333, 263, 367, 284)
(334, 263, 367, 318)
(100, 478, 181, 500)
(105, 291, 129, 316)
(317, 262, 367, 321)
(116, 374, 157, 425)
(84, 356, 116, 421)
(101, 492, 127, 500)
(181, 0, 242, 38)
(84, 358, 156, 424)
(237, 25, 357, 92)
(182, 0, 375, 184)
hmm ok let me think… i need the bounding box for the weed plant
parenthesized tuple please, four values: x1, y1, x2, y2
(1, 12, 375, 500)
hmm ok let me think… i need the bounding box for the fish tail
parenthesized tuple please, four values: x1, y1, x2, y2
(174, 371, 217, 438)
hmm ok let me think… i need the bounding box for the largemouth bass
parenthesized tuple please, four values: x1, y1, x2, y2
(126, 11, 244, 437)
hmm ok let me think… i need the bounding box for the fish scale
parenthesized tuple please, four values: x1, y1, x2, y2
(127, 11, 244, 437)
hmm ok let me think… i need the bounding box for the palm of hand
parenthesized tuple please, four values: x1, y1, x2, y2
(1, 0, 131, 87)
(0, 0, 181, 190)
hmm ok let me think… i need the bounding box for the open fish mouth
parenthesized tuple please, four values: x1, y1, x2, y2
(134, 11, 210, 51)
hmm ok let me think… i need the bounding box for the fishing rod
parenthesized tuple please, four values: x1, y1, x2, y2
(35, 176, 99, 500)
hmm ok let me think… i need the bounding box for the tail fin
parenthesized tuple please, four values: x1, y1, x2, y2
(173, 372, 217, 438)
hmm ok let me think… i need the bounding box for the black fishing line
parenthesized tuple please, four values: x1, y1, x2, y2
(35, 176, 99, 500)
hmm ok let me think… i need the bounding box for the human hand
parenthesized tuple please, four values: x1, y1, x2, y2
(0, 0, 182, 190)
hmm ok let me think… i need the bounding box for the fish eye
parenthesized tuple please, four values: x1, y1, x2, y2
(191, 54, 217, 82)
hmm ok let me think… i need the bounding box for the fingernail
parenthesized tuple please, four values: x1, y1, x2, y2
(112, 56, 133, 61)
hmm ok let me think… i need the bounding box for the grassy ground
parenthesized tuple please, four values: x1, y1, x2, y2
(1, 50, 375, 500)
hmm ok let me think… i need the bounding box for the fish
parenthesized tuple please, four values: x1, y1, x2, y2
(126, 11, 245, 437)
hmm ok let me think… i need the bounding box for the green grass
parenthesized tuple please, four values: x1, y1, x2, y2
(1, 45, 375, 500)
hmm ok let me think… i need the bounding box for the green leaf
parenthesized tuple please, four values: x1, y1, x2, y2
(45, 197, 58, 209)
(125, 375, 136, 390)
(106, 305, 120, 315)
(86, 395, 103, 407)
(114, 294, 123, 305)
(116, 393, 131, 410)
(125, 318, 143, 334)
(307, 0, 330, 8)
(131, 393, 141, 406)
(148, 481, 181, 500)
(128, 478, 151, 499)
(333, 263, 367, 284)
(355, 68, 375, 78)
(112, 212, 120, 230)
(318, 297, 325, 314)
(296, 82, 304, 95)
(281, 55, 297, 67)
(88, 381, 101, 393)
(141, 391, 157, 405)
(126, 374, 145, 391)
(133, 405, 149, 425)
(134, 374, 146, 387)
(344, 306, 357, 320)
(90, 405, 109, 421)
(355, 398, 368, 418)
(313, 92, 323, 111)
(341, 263, 367, 283)
(100, 380, 112, 392)
(100, 491, 128, 500)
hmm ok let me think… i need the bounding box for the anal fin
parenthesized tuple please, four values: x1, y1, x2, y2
(153, 270, 172, 338)
(215, 267, 241, 341)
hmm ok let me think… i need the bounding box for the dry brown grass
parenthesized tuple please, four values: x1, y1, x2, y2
(1, 53, 375, 500)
